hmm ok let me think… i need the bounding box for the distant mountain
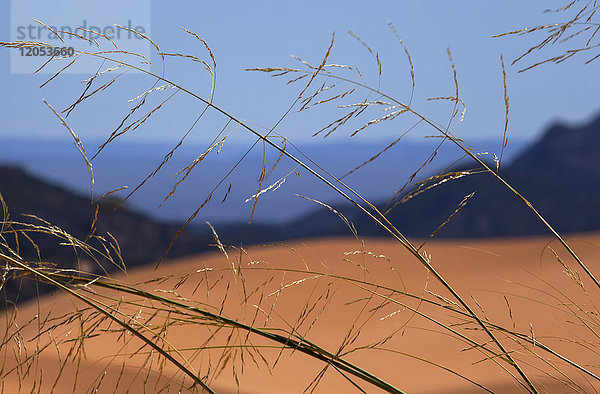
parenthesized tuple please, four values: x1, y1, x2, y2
(0, 138, 527, 224)
(2, 113, 599, 305)
(278, 114, 600, 240)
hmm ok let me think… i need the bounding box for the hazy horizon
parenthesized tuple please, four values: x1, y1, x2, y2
(0, 136, 529, 225)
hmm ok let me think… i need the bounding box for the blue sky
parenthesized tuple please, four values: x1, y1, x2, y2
(1, 0, 599, 148)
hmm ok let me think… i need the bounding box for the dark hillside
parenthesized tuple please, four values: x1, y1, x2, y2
(284, 114, 600, 239)
(2, 113, 599, 304)
(0, 166, 213, 305)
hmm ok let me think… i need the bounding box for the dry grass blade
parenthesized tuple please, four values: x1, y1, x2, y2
(297, 32, 336, 99)
(351, 108, 408, 137)
(296, 195, 358, 239)
(42, 99, 94, 196)
(0, 41, 53, 49)
(33, 20, 65, 44)
(128, 84, 173, 103)
(340, 119, 422, 180)
(347, 30, 381, 89)
(114, 24, 160, 54)
(499, 54, 510, 168)
(93, 98, 146, 159)
(299, 82, 335, 111)
(387, 21, 415, 105)
(38, 58, 77, 88)
(245, 166, 299, 204)
(180, 27, 216, 71)
(159, 52, 213, 72)
(314, 99, 369, 138)
(401, 169, 478, 204)
(161, 136, 228, 207)
(495, 1, 600, 70)
(299, 88, 356, 112)
(422, 191, 477, 246)
(63, 67, 128, 117)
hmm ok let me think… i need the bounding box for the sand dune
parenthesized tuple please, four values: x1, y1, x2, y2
(2, 233, 600, 393)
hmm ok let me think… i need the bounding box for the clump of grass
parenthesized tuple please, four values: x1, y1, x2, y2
(1, 5, 600, 392)
(493, 0, 600, 72)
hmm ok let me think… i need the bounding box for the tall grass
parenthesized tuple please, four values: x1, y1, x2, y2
(1, 3, 600, 392)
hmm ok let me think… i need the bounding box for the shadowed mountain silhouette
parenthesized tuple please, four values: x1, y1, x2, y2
(0, 166, 215, 305)
(2, 113, 599, 304)
(280, 113, 600, 240)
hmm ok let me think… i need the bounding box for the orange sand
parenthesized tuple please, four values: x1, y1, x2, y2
(2, 234, 600, 393)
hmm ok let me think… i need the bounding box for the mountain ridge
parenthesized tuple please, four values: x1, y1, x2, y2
(0, 165, 214, 305)
(2, 113, 599, 304)
(281, 113, 600, 240)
